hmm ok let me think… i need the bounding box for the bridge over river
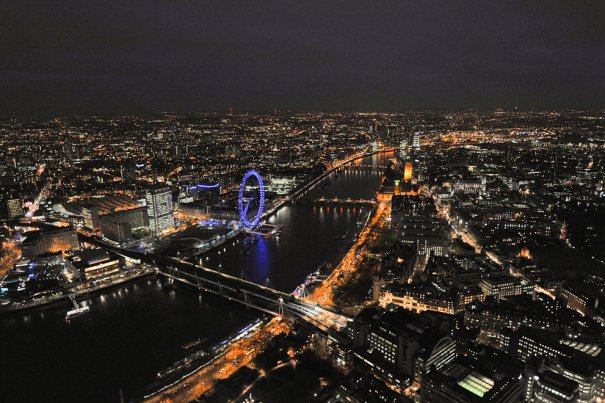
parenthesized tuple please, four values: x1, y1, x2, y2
(83, 235, 351, 334)
(311, 197, 377, 206)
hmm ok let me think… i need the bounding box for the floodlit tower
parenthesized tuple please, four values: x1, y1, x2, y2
(404, 162, 413, 182)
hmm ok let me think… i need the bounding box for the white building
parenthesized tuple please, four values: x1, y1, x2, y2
(6, 198, 23, 218)
(412, 132, 420, 149)
(400, 138, 410, 159)
(146, 187, 174, 233)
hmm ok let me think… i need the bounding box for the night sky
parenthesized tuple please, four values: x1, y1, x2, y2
(1, 1, 604, 115)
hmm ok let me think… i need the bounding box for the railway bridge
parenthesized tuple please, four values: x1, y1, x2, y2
(83, 235, 351, 334)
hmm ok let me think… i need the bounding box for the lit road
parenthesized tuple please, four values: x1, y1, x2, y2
(429, 191, 482, 253)
(26, 179, 53, 219)
(144, 318, 291, 403)
(307, 200, 389, 306)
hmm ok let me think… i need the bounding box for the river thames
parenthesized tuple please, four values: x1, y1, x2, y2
(0, 151, 394, 402)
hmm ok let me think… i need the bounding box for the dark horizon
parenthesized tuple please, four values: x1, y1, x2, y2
(3, 107, 605, 121)
(2, 1, 604, 116)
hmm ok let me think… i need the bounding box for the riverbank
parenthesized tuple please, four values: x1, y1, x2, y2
(0, 267, 155, 315)
(307, 200, 389, 307)
(144, 317, 292, 402)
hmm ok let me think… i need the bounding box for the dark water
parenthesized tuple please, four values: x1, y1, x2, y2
(0, 280, 260, 402)
(201, 163, 386, 290)
(0, 152, 393, 402)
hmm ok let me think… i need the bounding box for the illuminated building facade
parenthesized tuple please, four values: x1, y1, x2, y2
(452, 178, 485, 195)
(326, 331, 354, 373)
(399, 138, 409, 160)
(526, 370, 580, 403)
(347, 307, 456, 389)
(463, 299, 561, 332)
(100, 217, 132, 243)
(479, 275, 533, 298)
(21, 227, 80, 258)
(146, 187, 174, 233)
(66, 249, 124, 281)
(412, 132, 420, 149)
(381, 284, 484, 315)
(561, 286, 593, 316)
(82, 205, 101, 231)
(403, 162, 413, 182)
(380, 285, 455, 315)
(503, 325, 605, 400)
(6, 198, 23, 218)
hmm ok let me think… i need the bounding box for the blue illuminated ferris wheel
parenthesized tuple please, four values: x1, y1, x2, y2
(238, 170, 265, 229)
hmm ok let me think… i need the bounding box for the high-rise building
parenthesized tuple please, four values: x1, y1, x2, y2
(82, 205, 101, 231)
(412, 132, 420, 149)
(146, 187, 174, 233)
(399, 138, 409, 160)
(6, 198, 23, 218)
(100, 216, 132, 243)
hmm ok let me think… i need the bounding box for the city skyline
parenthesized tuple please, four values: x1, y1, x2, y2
(1, 110, 604, 402)
(1, 2, 604, 403)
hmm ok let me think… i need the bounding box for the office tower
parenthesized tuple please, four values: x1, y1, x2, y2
(100, 216, 132, 243)
(6, 198, 23, 218)
(400, 137, 410, 160)
(412, 131, 420, 149)
(146, 187, 174, 233)
(82, 205, 101, 231)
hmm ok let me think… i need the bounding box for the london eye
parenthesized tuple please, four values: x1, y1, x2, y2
(238, 170, 265, 229)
